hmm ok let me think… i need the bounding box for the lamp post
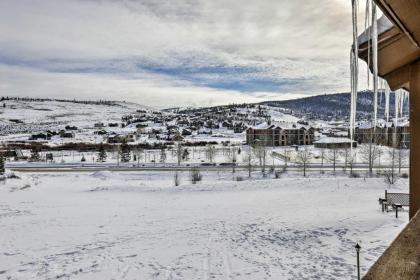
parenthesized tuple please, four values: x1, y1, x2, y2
(355, 243, 361, 280)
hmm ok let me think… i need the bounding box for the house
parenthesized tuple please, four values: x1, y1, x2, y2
(246, 123, 314, 146)
(233, 122, 247, 133)
(182, 129, 192, 136)
(107, 133, 136, 144)
(171, 134, 184, 141)
(94, 130, 108, 135)
(59, 130, 74, 138)
(135, 124, 149, 135)
(29, 133, 51, 140)
(65, 125, 78, 131)
(0, 149, 24, 158)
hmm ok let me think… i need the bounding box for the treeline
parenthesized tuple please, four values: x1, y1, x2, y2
(1, 97, 121, 107)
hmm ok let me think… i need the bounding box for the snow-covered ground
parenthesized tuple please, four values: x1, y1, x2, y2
(0, 171, 408, 279)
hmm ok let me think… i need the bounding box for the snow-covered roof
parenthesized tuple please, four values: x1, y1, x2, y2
(314, 137, 355, 144)
(249, 122, 312, 130)
(358, 16, 394, 45)
(357, 118, 409, 129)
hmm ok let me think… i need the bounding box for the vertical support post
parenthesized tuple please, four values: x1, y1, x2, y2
(410, 60, 420, 219)
(355, 243, 361, 280)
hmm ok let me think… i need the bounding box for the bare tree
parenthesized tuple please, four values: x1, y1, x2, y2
(320, 148, 326, 167)
(160, 148, 167, 163)
(225, 147, 238, 173)
(283, 149, 292, 171)
(347, 150, 356, 175)
(341, 147, 351, 172)
(205, 144, 216, 163)
(133, 147, 144, 167)
(396, 148, 408, 175)
(174, 171, 180, 186)
(385, 148, 398, 186)
(359, 142, 381, 174)
(326, 148, 340, 173)
(253, 142, 267, 174)
(376, 146, 384, 168)
(242, 147, 254, 178)
(174, 143, 183, 166)
(296, 147, 312, 177)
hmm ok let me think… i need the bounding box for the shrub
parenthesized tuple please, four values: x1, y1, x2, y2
(8, 173, 20, 179)
(174, 172, 180, 186)
(190, 168, 202, 184)
(349, 172, 360, 178)
(400, 173, 409, 179)
(20, 184, 31, 190)
(236, 176, 244, 181)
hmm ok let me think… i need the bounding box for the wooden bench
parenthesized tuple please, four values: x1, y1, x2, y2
(379, 190, 409, 218)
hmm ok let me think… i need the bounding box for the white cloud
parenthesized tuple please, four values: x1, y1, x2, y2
(0, 64, 269, 108)
(0, 0, 370, 107)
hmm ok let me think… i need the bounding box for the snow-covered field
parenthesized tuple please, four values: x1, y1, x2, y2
(0, 171, 408, 279)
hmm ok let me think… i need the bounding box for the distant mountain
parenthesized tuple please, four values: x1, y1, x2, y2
(260, 90, 409, 121)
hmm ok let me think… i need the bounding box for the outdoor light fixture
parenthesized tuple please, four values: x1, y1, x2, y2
(355, 243, 361, 280)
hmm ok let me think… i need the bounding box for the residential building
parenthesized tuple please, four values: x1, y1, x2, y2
(353, 121, 410, 148)
(246, 124, 314, 146)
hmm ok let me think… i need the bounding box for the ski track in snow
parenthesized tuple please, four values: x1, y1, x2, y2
(0, 172, 408, 279)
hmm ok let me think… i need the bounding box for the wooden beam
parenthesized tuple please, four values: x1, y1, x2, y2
(410, 59, 420, 219)
(375, 0, 420, 48)
(358, 26, 420, 78)
(384, 64, 410, 91)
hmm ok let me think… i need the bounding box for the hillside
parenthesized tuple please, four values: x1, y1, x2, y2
(0, 97, 151, 136)
(260, 91, 409, 121)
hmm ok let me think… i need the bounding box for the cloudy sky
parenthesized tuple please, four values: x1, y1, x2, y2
(0, 0, 370, 108)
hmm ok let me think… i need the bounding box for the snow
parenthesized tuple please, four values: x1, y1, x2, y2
(314, 137, 354, 144)
(358, 16, 394, 45)
(0, 171, 408, 279)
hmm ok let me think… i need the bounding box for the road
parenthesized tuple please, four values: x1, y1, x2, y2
(6, 162, 409, 173)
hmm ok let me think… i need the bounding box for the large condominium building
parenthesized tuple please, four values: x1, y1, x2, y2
(246, 124, 314, 146)
(353, 120, 410, 148)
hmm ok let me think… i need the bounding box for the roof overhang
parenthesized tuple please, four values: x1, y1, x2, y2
(357, 0, 420, 91)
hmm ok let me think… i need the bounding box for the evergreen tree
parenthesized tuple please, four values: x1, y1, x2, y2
(0, 156, 5, 174)
(30, 148, 41, 162)
(119, 140, 131, 163)
(182, 148, 190, 161)
(97, 144, 107, 162)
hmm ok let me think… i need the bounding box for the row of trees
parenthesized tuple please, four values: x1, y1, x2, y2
(24, 140, 408, 183)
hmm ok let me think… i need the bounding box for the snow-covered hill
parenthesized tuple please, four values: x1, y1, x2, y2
(261, 90, 410, 121)
(0, 98, 151, 136)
